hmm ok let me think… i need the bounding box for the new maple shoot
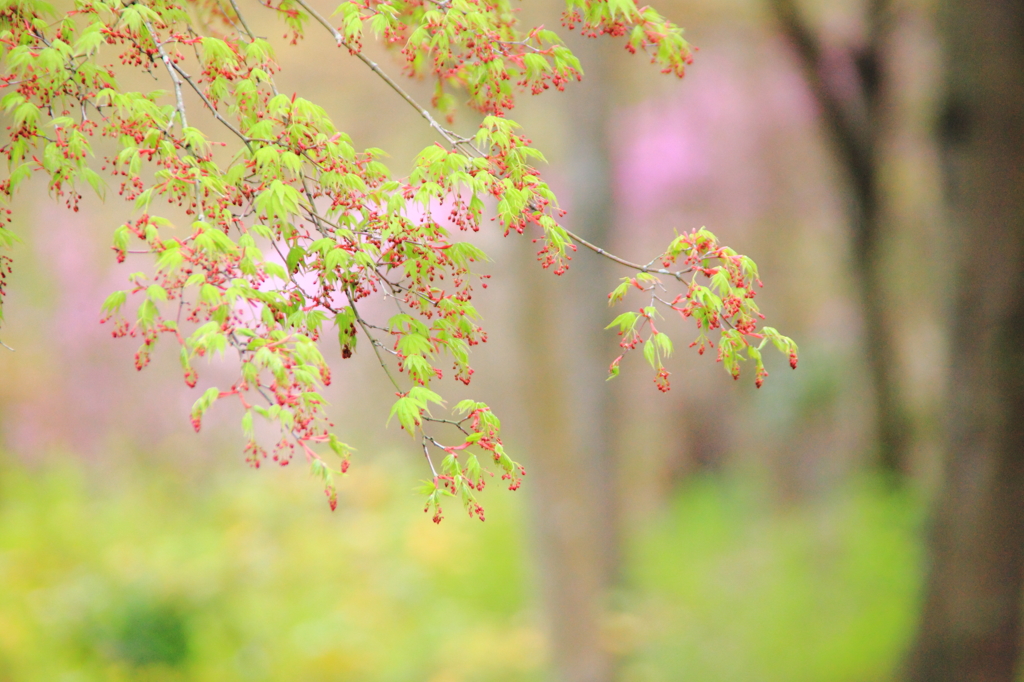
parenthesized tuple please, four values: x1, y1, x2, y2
(0, 0, 797, 521)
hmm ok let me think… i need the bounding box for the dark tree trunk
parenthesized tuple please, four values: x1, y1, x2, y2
(853, 169, 911, 476)
(769, 0, 912, 475)
(517, 33, 621, 682)
(905, 1, 1024, 680)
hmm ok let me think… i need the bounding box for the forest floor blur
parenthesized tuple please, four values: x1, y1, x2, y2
(0, 451, 923, 682)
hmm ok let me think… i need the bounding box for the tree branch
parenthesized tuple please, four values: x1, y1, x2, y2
(166, 60, 254, 151)
(345, 290, 402, 392)
(290, 0, 469, 151)
(560, 225, 695, 282)
(145, 21, 188, 129)
(421, 437, 438, 478)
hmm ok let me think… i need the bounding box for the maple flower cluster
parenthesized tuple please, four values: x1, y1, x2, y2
(0, 0, 796, 521)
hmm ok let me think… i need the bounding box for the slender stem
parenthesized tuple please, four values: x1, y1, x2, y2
(421, 438, 438, 478)
(145, 21, 188, 129)
(290, 0, 684, 281)
(378, 273, 438, 308)
(290, 0, 469, 150)
(345, 290, 402, 391)
(425, 435, 454, 453)
(559, 224, 694, 281)
(227, 333, 310, 447)
(166, 60, 254, 150)
(225, 0, 281, 97)
(228, 0, 259, 41)
(422, 415, 470, 436)
(299, 174, 330, 237)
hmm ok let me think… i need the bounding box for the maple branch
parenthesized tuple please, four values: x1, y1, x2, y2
(421, 437, 438, 478)
(227, 0, 259, 42)
(168, 61, 252, 146)
(227, 0, 281, 97)
(291, 0, 480, 155)
(145, 21, 188, 129)
(560, 225, 694, 281)
(290, 0, 701, 285)
(345, 290, 402, 392)
(422, 414, 471, 436)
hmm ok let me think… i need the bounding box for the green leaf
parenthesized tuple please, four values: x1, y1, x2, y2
(643, 338, 659, 369)
(608, 279, 631, 306)
(408, 386, 444, 411)
(325, 247, 350, 271)
(156, 244, 183, 272)
(264, 262, 288, 280)
(710, 269, 731, 295)
(191, 386, 221, 419)
(387, 396, 421, 436)
(447, 242, 489, 266)
(74, 165, 104, 197)
(397, 333, 433, 357)
(146, 284, 168, 302)
(654, 332, 673, 357)
(605, 311, 638, 333)
(100, 290, 128, 317)
(310, 458, 330, 482)
(286, 245, 305, 274)
(328, 434, 354, 459)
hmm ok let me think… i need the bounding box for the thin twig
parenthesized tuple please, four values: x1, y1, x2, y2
(299, 174, 331, 237)
(378, 273, 439, 308)
(228, 0, 259, 42)
(560, 225, 694, 281)
(291, 0, 472, 152)
(166, 61, 254, 150)
(145, 21, 188, 129)
(287, 0, 709, 300)
(226, 0, 281, 97)
(422, 415, 470, 436)
(421, 438, 438, 477)
(345, 290, 402, 391)
(425, 435, 454, 454)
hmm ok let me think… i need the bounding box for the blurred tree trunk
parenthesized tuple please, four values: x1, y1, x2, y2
(904, 1, 1024, 680)
(769, 0, 912, 475)
(518, 35, 621, 682)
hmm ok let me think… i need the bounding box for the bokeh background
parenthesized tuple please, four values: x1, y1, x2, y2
(0, 0, 1000, 679)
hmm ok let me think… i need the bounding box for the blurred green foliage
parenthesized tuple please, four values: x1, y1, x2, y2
(623, 477, 924, 682)
(0, 454, 538, 682)
(0, 453, 922, 681)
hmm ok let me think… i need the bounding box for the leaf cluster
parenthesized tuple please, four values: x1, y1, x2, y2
(0, 0, 794, 520)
